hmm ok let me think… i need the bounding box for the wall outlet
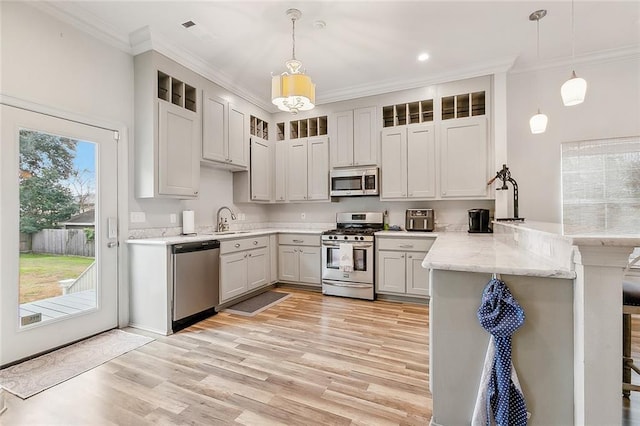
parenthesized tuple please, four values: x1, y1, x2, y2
(130, 211, 146, 223)
(238, 213, 245, 221)
(301, 212, 306, 220)
(169, 213, 177, 224)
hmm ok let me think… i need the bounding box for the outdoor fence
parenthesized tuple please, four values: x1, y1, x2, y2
(30, 229, 95, 257)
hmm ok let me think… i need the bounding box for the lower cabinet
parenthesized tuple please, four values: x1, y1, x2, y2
(278, 234, 321, 286)
(220, 236, 269, 303)
(376, 236, 435, 298)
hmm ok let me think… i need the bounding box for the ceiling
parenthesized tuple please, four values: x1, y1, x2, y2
(38, 1, 640, 111)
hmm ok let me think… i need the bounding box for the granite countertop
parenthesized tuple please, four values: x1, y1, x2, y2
(126, 228, 324, 246)
(421, 232, 577, 279)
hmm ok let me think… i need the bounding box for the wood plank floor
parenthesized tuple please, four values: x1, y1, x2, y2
(3, 287, 640, 425)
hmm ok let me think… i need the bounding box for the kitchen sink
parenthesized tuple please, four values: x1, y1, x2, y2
(212, 230, 250, 235)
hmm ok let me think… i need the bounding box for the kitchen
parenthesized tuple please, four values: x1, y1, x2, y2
(1, 1, 640, 425)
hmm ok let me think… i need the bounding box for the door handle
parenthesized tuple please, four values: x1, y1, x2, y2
(107, 242, 118, 248)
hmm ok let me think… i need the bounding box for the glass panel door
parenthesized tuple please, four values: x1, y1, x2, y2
(325, 246, 368, 272)
(1, 105, 118, 366)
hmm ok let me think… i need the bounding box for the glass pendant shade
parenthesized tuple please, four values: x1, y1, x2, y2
(561, 71, 587, 106)
(529, 110, 548, 134)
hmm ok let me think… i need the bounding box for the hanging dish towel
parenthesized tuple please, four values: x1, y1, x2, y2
(471, 336, 529, 426)
(475, 277, 528, 426)
(339, 243, 354, 272)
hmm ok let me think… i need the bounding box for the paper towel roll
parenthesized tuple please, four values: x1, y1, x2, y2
(182, 210, 195, 234)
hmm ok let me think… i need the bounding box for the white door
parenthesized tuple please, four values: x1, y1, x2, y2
(202, 91, 227, 163)
(407, 124, 436, 198)
(307, 136, 329, 200)
(330, 110, 354, 167)
(377, 251, 406, 293)
(299, 246, 321, 285)
(353, 106, 377, 166)
(1, 105, 118, 366)
(250, 138, 271, 201)
(228, 103, 247, 167)
(219, 252, 248, 303)
(287, 140, 308, 201)
(278, 246, 299, 281)
(380, 127, 407, 199)
(247, 247, 269, 290)
(407, 252, 430, 296)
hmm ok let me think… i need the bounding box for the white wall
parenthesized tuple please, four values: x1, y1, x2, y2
(507, 57, 640, 223)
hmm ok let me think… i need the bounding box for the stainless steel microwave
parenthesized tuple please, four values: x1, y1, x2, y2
(330, 168, 379, 196)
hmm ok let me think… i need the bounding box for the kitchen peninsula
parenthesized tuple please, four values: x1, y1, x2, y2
(423, 221, 640, 425)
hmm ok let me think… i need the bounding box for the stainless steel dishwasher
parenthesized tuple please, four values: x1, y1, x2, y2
(172, 240, 220, 330)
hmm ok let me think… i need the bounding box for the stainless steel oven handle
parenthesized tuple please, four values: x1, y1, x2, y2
(323, 280, 371, 289)
(322, 242, 373, 248)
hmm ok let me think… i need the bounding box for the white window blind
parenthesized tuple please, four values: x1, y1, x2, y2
(561, 136, 640, 235)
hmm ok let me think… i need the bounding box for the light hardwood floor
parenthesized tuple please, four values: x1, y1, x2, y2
(3, 287, 640, 425)
(2, 288, 430, 425)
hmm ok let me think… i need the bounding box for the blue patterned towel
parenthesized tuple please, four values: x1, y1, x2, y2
(477, 278, 527, 426)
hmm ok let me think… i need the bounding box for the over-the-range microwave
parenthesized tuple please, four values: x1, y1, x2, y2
(330, 167, 379, 197)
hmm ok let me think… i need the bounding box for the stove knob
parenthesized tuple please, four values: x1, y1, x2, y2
(360, 236, 364, 241)
(344, 236, 348, 240)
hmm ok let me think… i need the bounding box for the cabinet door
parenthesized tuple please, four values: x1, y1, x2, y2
(353, 106, 378, 166)
(274, 142, 287, 202)
(380, 127, 407, 199)
(220, 252, 248, 302)
(250, 138, 271, 201)
(298, 246, 321, 285)
(440, 116, 488, 198)
(228, 103, 247, 167)
(158, 101, 200, 198)
(406, 252, 429, 296)
(247, 247, 269, 290)
(278, 245, 299, 281)
(377, 251, 406, 293)
(287, 140, 308, 201)
(307, 136, 329, 200)
(330, 110, 354, 168)
(202, 92, 227, 163)
(407, 124, 436, 198)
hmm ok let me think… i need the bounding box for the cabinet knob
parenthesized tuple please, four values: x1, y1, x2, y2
(253, 195, 256, 199)
(229, 159, 233, 163)
(194, 191, 199, 195)
(253, 240, 258, 245)
(401, 254, 405, 258)
(294, 249, 298, 252)
(408, 255, 413, 259)
(300, 249, 304, 253)
(244, 254, 248, 258)
(235, 243, 241, 248)
(248, 253, 252, 257)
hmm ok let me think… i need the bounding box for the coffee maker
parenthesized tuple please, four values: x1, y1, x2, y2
(468, 209, 491, 233)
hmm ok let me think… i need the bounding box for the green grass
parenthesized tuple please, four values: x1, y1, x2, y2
(20, 253, 94, 304)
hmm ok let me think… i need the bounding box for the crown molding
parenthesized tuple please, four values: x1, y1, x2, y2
(316, 56, 517, 105)
(129, 29, 274, 112)
(30, 2, 133, 53)
(510, 45, 640, 74)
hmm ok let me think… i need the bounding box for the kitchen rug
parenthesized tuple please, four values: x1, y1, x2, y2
(224, 291, 291, 317)
(0, 329, 153, 399)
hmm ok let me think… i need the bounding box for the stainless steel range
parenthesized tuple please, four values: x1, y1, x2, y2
(321, 212, 384, 300)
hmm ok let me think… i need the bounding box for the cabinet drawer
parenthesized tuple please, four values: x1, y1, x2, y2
(278, 234, 320, 246)
(220, 236, 269, 254)
(376, 237, 435, 252)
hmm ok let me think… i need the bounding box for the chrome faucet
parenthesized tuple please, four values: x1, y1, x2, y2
(216, 206, 237, 232)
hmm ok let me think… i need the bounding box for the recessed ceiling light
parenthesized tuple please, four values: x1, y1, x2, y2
(417, 52, 430, 62)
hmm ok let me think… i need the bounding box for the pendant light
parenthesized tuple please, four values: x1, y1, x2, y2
(561, 0, 587, 106)
(271, 8, 315, 115)
(529, 9, 548, 134)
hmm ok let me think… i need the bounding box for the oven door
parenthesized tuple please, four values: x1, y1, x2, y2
(321, 241, 374, 283)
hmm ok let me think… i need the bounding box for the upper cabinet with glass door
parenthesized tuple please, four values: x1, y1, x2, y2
(134, 50, 201, 199)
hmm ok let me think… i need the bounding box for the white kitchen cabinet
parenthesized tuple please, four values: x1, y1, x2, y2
(287, 136, 329, 202)
(274, 141, 287, 202)
(134, 51, 201, 199)
(376, 236, 435, 298)
(330, 106, 377, 168)
(440, 116, 488, 198)
(250, 137, 271, 201)
(219, 236, 270, 303)
(202, 93, 247, 170)
(278, 234, 321, 286)
(380, 124, 436, 200)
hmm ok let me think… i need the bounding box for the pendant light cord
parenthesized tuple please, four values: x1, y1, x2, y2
(291, 16, 297, 60)
(536, 17, 540, 60)
(570, 0, 575, 62)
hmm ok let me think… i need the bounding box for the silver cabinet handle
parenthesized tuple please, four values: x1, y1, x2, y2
(399, 244, 414, 248)
(235, 243, 241, 248)
(293, 239, 304, 243)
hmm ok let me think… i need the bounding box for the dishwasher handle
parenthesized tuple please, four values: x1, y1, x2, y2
(172, 240, 220, 254)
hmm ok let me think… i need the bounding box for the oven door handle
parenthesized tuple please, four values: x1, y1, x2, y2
(323, 280, 372, 289)
(322, 242, 373, 248)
